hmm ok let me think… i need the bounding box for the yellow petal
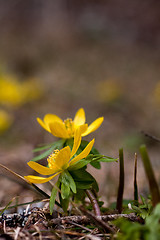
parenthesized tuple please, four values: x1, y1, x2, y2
(27, 161, 59, 175)
(24, 172, 60, 184)
(71, 128, 81, 158)
(37, 118, 50, 132)
(55, 146, 71, 169)
(44, 114, 63, 124)
(49, 121, 69, 138)
(79, 124, 88, 134)
(69, 139, 95, 166)
(74, 108, 86, 126)
(82, 117, 104, 137)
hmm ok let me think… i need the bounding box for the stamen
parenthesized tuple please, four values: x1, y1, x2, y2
(47, 149, 59, 169)
(64, 118, 74, 137)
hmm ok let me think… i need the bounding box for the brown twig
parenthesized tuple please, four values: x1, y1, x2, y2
(141, 131, 160, 142)
(66, 220, 92, 233)
(79, 207, 116, 234)
(85, 190, 101, 216)
(48, 213, 143, 226)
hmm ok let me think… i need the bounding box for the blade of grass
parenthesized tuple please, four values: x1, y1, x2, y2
(0, 197, 17, 215)
(116, 148, 124, 213)
(0, 163, 26, 182)
(0, 163, 61, 208)
(0, 199, 48, 211)
(140, 144, 160, 206)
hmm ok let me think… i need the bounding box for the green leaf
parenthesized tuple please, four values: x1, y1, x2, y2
(32, 143, 54, 153)
(31, 145, 57, 162)
(90, 161, 101, 169)
(75, 181, 93, 189)
(65, 138, 74, 149)
(61, 172, 71, 199)
(92, 178, 99, 192)
(50, 188, 58, 215)
(96, 156, 118, 162)
(65, 171, 76, 194)
(74, 189, 85, 202)
(70, 168, 99, 191)
(59, 194, 70, 213)
(86, 154, 118, 163)
(31, 139, 66, 162)
(80, 141, 101, 169)
(70, 168, 93, 182)
(90, 146, 100, 155)
(80, 140, 100, 154)
(68, 159, 91, 171)
(49, 177, 61, 214)
(61, 182, 70, 199)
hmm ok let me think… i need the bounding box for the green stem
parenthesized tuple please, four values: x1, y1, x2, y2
(140, 145, 160, 206)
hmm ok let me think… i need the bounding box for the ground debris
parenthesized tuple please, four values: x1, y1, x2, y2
(0, 207, 143, 239)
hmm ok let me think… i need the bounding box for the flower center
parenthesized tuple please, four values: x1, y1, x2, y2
(47, 149, 59, 169)
(64, 118, 74, 137)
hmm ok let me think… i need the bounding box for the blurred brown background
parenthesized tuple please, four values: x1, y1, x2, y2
(1, 0, 160, 208)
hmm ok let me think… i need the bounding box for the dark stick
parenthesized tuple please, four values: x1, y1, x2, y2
(141, 131, 160, 142)
(134, 153, 138, 204)
(116, 148, 124, 213)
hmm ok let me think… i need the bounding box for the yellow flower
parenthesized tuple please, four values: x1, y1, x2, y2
(0, 76, 42, 107)
(0, 109, 13, 133)
(0, 76, 23, 107)
(24, 128, 95, 184)
(37, 108, 103, 138)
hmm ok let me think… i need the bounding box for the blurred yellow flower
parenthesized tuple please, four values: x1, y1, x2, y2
(96, 80, 122, 103)
(37, 108, 104, 139)
(0, 76, 23, 107)
(0, 109, 13, 133)
(24, 128, 95, 184)
(0, 76, 42, 107)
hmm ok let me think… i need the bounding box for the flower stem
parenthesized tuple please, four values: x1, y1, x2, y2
(85, 189, 101, 216)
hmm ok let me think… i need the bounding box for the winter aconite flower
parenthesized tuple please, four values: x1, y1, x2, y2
(24, 128, 95, 184)
(37, 108, 103, 139)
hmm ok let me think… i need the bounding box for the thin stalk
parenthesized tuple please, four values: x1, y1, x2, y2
(134, 153, 138, 205)
(116, 148, 124, 213)
(85, 189, 101, 216)
(0, 162, 62, 208)
(140, 144, 160, 206)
